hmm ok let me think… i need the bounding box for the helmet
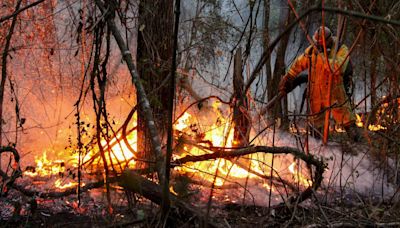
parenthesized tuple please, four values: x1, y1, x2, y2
(313, 26, 333, 47)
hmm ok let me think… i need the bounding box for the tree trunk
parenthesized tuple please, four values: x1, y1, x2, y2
(268, 2, 293, 128)
(232, 47, 250, 147)
(370, 44, 378, 108)
(0, 0, 22, 169)
(94, 0, 166, 181)
(263, 0, 272, 102)
(136, 0, 174, 169)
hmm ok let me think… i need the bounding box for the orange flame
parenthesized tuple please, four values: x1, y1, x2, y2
(24, 151, 65, 177)
(288, 162, 311, 187)
(355, 114, 386, 131)
(54, 179, 78, 189)
(25, 100, 314, 194)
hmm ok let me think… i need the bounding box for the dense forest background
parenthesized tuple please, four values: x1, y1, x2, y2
(0, 0, 399, 227)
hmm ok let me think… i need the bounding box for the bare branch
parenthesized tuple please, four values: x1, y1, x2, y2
(0, 0, 45, 24)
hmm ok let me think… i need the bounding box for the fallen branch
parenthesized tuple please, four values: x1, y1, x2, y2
(10, 178, 109, 198)
(5, 171, 210, 226)
(120, 170, 218, 227)
(172, 145, 325, 205)
(6, 145, 323, 219)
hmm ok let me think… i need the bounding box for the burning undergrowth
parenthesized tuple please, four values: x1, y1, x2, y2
(1, 100, 319, 203)
(0, 95, 398, 227)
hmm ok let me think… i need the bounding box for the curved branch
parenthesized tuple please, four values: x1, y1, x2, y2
(0, 146, 22, 196)
(173, 95, 230, 125)
(172, 145, 325, 204)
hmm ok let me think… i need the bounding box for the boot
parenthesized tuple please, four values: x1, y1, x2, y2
(344, 124, 363, 142)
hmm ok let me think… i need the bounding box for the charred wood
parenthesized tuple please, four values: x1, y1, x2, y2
(120, 170, 218, 227)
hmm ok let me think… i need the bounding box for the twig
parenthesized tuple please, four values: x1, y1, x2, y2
(0, 0, 45, 24)
(375, 222, 400, 227)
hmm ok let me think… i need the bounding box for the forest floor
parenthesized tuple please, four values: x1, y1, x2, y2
(1, 130, 399, 227)
(1, 187, 400, 227)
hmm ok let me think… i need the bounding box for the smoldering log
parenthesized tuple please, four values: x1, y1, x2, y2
(120, 170, 218, 227)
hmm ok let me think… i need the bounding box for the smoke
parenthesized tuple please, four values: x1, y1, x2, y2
(239, 129, 396, 206)
(0, 1, 136, 167)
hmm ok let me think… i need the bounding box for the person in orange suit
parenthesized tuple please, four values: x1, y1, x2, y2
(279, 26, 361, 141)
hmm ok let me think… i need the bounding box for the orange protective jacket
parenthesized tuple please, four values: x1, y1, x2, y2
(285, 39, 354, 127)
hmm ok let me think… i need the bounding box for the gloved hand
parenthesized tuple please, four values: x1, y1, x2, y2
(278, 75, 293, 94)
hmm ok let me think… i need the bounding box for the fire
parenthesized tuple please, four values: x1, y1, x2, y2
(54, 179, 78, 189)
(355, 114, 386, 131)
(355, 113, 363, 128)
(24, 151, 66, 177)
(100, 131, 137, 168)
(288, 162, 311, 187)
(174, 112, 192, 131)
(354, 97, 400, 131)
(25, 123, 138, 178)
(173, 111, 238, 186)
(74, 115, 139, 171)
(173, 102, 277, 187)
(24, 100, 313, 196)
(173, 102, 259, 186)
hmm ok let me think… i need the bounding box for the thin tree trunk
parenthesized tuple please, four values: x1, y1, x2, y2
(268, 2, 293, 127)
(0, 0, 22, 170)
(263, 0, 272, 102)
(163, 0, 181, 220)
(232, 47, 250, 147)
